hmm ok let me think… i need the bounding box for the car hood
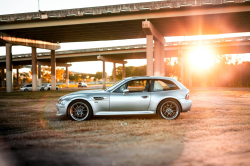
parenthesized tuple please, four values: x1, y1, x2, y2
(60, 90, 107, 100)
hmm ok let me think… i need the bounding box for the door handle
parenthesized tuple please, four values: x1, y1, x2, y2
(141, 96, 148, 99)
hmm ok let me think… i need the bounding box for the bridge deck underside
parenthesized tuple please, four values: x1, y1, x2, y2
(1, 10, 250, 45)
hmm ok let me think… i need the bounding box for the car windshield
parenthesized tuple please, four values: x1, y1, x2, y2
(42, 84, 47, 86)
(105, 79, 126, 92)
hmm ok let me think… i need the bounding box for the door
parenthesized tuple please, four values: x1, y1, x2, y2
(110, 79, 151, 111)
(27, 84, 32, 91)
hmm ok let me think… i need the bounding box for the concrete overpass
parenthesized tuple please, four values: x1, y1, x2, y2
(1, 0, 250, 91)
(0, 35, 250, 89)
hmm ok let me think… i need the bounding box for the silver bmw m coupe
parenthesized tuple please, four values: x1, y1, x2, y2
(56, 76, 192, 121)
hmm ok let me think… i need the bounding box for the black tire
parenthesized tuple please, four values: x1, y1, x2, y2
(40, 88, 44, 91)
(48, 88, 50, 90)
(67, 100, 93, 121)
(24, 89, 28, 92)
(157, 99, 181, 120)
(56, 88, 58, 90)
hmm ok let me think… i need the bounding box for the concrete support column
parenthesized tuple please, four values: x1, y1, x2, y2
(1, 69, 5, 87)
(189, 68, 192, 87)
(146, 35, 154, 76)
(32, 47, 38, 91)
(154, 40, 161, 76)
(122, 63, 125, 79)
(184, 56, 189, 87)
(16, 69, 19, 87)
(51, 50, 56, 90)
(66, 67, 69, 88)
(160, 43, 165, 76)
(38, 65, 42, 86)
(102, 61, 106, 89)
(113, 62, 116, 83)
(6, 43, 13, 92)
(180, 57, 184, 84)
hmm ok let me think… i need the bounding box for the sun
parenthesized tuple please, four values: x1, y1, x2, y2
(189, 46, 214, 69)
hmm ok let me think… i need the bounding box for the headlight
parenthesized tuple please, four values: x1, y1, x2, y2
(58, 99, 65, 105)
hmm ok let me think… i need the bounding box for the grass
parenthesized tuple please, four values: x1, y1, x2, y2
(0, 89, 250, 166)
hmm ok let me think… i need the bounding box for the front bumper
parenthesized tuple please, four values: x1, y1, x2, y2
(180, 99, 192, 112)
(56, 103, 67, 116)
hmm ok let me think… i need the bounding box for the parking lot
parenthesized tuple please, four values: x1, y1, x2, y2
(0, 88, 250, 166)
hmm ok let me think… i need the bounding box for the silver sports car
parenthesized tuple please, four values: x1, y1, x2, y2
(56, 76, 192, 121)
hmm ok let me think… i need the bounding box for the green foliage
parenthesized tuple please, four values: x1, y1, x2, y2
(111, 65, 147, 81)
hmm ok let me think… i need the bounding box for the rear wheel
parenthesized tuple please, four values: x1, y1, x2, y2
(67, 100, 92, 121)
(157, 99, 181, 120)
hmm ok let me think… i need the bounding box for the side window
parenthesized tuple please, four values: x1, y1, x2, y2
(127, 80, 149, 92)
(114, 80, 150, 93)
(113, 83, 127, 93)
(27, 84, 32, 87)
(153, 80, 179, 91)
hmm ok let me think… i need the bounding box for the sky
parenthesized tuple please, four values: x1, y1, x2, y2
(0, 0, 250, 75)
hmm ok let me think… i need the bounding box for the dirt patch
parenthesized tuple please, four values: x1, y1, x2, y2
(0, 88, 250, 166)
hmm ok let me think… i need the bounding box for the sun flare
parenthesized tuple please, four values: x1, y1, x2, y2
(189, 46, 214, 69)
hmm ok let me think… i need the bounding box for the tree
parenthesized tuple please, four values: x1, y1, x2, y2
(95, 72, 103, 80)
(20, 72, 31, 84)
(56, 68, 65, 82)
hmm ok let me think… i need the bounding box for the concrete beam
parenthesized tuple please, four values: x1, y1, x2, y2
(0, 31, 61, 50)
(0, 65, 29, 69)
(6, 43, 12, 92)
(142, 21, 165, 45)
(97, 55, 127, 64)
(37, 61, 72, 67)
(1, 5, 249, 30)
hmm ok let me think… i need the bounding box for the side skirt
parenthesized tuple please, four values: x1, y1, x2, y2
(94, 111, 155, 116)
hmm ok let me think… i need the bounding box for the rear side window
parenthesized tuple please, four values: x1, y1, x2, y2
(153, 80, 179, 91)
(26, 84, 32, 87)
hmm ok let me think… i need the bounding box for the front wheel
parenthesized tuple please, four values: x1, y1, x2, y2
(157, 99, 181, 120)
(24, 89, 28, 92)
(67, 100, 92, 121)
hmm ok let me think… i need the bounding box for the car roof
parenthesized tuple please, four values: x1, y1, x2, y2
(124, 76, 177, 81)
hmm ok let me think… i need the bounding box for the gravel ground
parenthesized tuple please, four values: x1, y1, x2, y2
(0, 88, 249, 166)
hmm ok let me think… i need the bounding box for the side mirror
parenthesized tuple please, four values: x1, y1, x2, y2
(123, 89, 129, 96)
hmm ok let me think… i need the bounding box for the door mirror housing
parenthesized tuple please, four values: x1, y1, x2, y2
(123, 89, 129, 96)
